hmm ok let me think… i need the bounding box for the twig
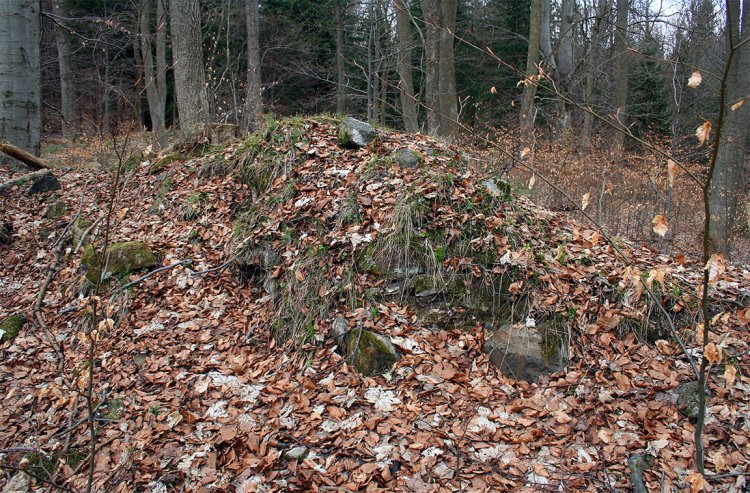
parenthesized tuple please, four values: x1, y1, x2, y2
(190, 258, 234, 277)
(105, 259, 193, 298)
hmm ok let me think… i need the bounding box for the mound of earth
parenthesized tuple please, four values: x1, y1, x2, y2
(0, 116, 749, 492)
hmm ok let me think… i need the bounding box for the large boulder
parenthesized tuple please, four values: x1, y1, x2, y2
(483, 321, 568, 382)
(338, 117, 377, 148)
(1, 313, 26, 343)
(343, 328, 399, 376)
(81, 241, 157, 286)
(28, 174, 61, 194)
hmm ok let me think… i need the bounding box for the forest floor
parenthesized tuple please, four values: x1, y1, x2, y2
(1, 117, 749, 492)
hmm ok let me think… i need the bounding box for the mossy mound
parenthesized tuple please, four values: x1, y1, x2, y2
(1, 313, 26, 343)
(343, 328, 399, 376)
(81, 241, 157, 286)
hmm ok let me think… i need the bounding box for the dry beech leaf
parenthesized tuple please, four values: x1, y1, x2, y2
(520, 146, 530, 158)
(709, 450, 727, 472)
(490, 86, 497, 94)
(696, 121, 712, 146)
(705, 252, 726, 286)
(686, 470, 708, 492)
(704, 342, 721, 366)
(581, 192, 590, 211)
(731, 98, 745, 111)
(528, 174, 536, 189)
(723, 364, 737, 388)
(652, 214, 669, 237)
(687, 70, 702, 89)
(667, 160, 678, 187)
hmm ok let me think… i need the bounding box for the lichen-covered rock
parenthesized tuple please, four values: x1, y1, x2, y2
(44, 201, 67, 219)
(0, 313, 26, 343)
(81, 241, 157, 286)
(391, 148, 424, 169)
(676, 381, 708, 419)
(72, 217, 93, 247)
(483, 321, 568, 382)
(343, 328, 399, 376)
(28, 174, 61, 194)
(338, 117, 377, 148)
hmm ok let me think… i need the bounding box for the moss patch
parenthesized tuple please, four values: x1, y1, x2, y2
(1, 314, 26, 342)
(81, 241, 157, 287)
(343, 328, 399, 376)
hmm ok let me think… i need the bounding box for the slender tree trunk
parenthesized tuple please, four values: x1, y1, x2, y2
(438, 0, 458, 137)
(421, 0, 441, 135)
(557, 0, 574, 132)
(334, 0, 347, 114)
(612, 0, 629, 148)
(139, 0, 168, 148)
(708, 0, 749, 255)
(170, 0, 210, 138)
(540, 0, 556, 71)
(0, 0, 41, 160)
(52, 0, 78, 138)
(581, 0, 611, 146)
(244, 0, 262, 132)
(521, 0, 542, 130)
(395, 0, 418, 132)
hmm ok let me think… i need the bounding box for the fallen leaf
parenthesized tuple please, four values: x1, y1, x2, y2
(723, 365, 736, 388)
(667, 160, 678, 187)
(705, 253, 726, 286)
(520, 147, 530, 158)
(731, 98, 745, 111)
(528, 174, 536, 189)
(490, 86, 497, 94)
(685, 470, 708, 492)
(704, 342, 721, 366)
(581, 192, 590, 211)
(695, 121, 712, 146)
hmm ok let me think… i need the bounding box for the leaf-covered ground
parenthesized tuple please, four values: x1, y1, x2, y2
(1, 117, 749, 492)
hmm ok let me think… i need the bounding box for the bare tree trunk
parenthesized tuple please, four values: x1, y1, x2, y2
(244, 0, 262, 132)
(438, 0, 458, 137)
(0, 0, 41, 160)
(581, 0, 611, 146)
(52, 0, 79, 138)
(395, 0, 418, 132)
(539, 0, 556, 71)
(421, 0, 441, 135)
(334, 0, 347, 114)
(557, 0, 574, 132)
(612, 0, 629, 149)
(170, 0, 210, 138)
(139, 0, 168, 148)
(709, 0, 749, 255)
(521, 0, 542, 130)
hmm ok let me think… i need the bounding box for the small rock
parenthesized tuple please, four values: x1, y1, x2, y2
(44, 201, 67, 219)
(343, 328, 399, 376)
(338, 117, 377, 148)
(482, 179, 511, 199)
(676, 381, 709, 419)
(331, 316, 348, 339)
(483, 322, 568, 382)
(0, 222, 13, 244)
(391, 148, 424, 169)
(72, 217, 93, 247)
(282, 446, 309, 461)
(1, 472, 30, 493)
(28, 174, 61, 194)
(81, 241, 157, 287)
(0, 313, 26, 343)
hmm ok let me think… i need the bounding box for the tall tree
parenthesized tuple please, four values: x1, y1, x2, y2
(520, 0, 542, 130)
(334, 0, 347, 114)
(138, 0, 168, 148)
(52, 0, 79, 138)
(0, 0, 41, 159)
(244, 0, 262, 131)
(395, 0, 418, 132)
(556, 0, 574, 131)
(709, 0, 750, 254)
(581, 0, 611, 145)
(422, 0, 442, 135)
(612, 0, 629, 148)
(438, 0, 458, 137)
(170, 0, 210, 137)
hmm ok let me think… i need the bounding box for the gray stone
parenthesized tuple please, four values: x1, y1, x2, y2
(81, 241, 157, 287)
(28, 174, 61, 194)
(483, 322, 568, 382)
(482, 179, 511, 199)
(0, 222, 12, 244)
(391, 148, 424, 169)
(338, 117, 377, 148)
(331, 316, 348, 339)
(282, 446, 309, 461)
(343, 328, 399, 376)
(44, 201, 67, 219)
(676, 381, 709, 419)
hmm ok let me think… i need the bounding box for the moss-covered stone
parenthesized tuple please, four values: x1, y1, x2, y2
(343, 328, 399, 376)
(72, 217, 93, 247)
(676, 381, 707, 419)
(338, 117, 377, 148)
(391, 148, 424, 169)
(148, 153, 180, 175)
(0, 222, 12, 244)
(44, 201, 67, 219)
(81, 241, 157, 286)
(0, 313, 26, 343)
